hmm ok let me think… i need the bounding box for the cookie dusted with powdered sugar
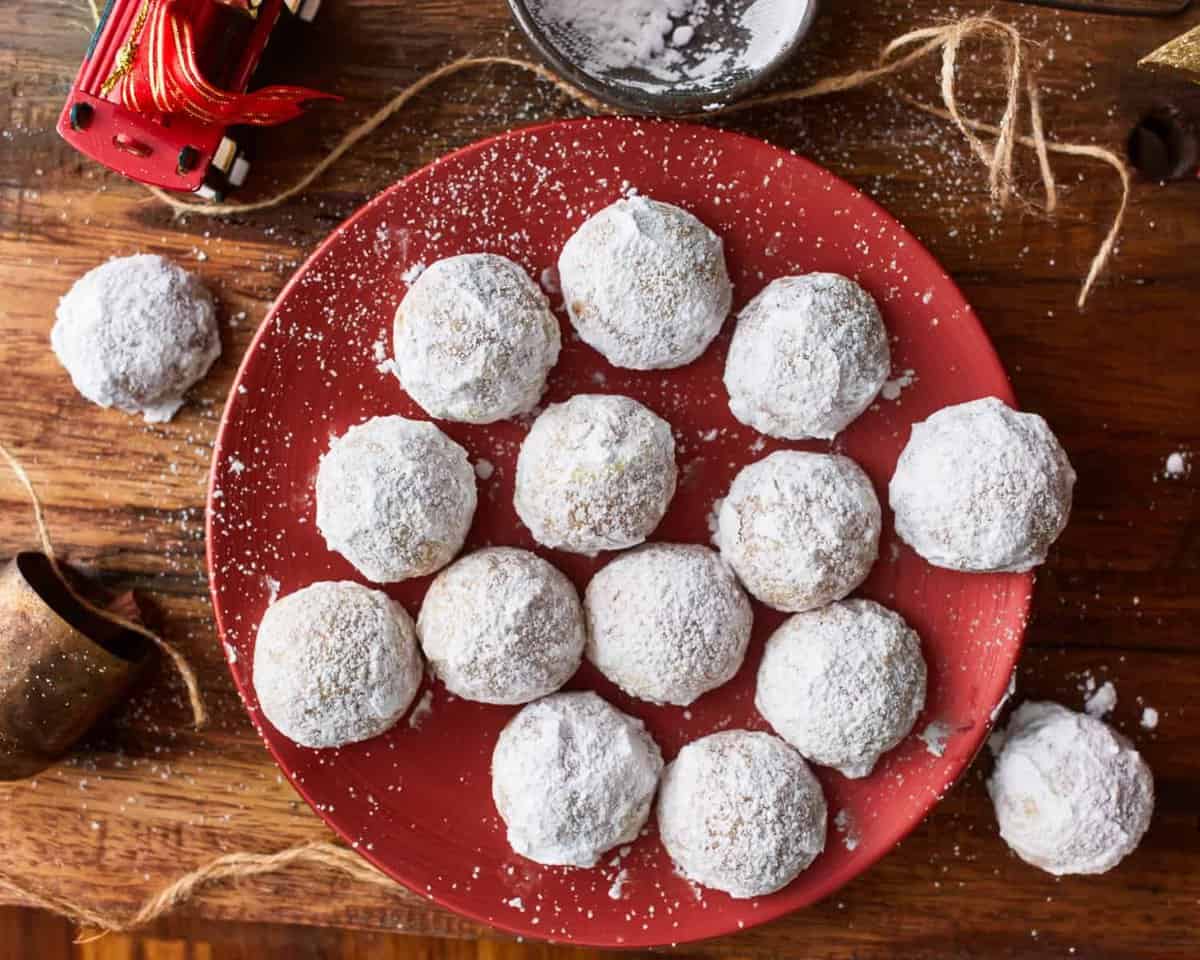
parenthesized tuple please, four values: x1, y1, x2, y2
(52, 255, 220, 423)
(988, 701, 1153, 875)
(514, 394, 677, 555)
(889, 397, 1075, 572)
(393, 254, 561, 423)
(585, 543, 752, 706)
(657, 730, 827, 898)
(418, 547, 585, 705)
(558, 197, 732, 370)
(316, 416, 476, 583)
(755, 599, 927, 779)
(491, 691, 663, 867)
(717, 450, 881, 612)
(724, 273, 890, 440)
(253, 581, 423, 749)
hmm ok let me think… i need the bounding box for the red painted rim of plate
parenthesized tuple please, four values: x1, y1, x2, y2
(206, 116, 1031, 948)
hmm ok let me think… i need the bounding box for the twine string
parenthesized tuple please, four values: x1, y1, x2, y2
(0, 840, 391, 938)
(0, 442, 207, 728)
(127, 15, 1128, 309)
(1027, 72, 1058, 214)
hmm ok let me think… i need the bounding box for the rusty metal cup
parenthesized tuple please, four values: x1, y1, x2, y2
(0, 552, 152, 780)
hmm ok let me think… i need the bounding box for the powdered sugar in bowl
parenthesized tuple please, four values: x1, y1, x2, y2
(508, 0, 818, 114)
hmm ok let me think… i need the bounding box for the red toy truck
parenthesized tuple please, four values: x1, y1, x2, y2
(58, 0, 323, 200)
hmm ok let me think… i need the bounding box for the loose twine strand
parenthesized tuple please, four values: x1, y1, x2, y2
(133, 15, 1129, 309)
(0, 840, 391, 939)
(0, 9, 1131, 939)
(0, 442, 207, 728)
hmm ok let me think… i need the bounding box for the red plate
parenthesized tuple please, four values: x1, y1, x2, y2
(207, 117, 1030, 948)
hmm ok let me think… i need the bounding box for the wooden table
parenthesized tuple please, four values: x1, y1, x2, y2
(1, 1, 1198, 957)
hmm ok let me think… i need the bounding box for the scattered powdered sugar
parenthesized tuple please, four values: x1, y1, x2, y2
(491, 692, 663, 867)
(514, 394, 677, 555)
(724, 273, 890, 439)
(253, 581, 423, 748)
(657, 731, 826, 898)
(51, 254, 221, 422)
(474, 458, 495, 480)
(399, 261, 426, 283)
(584, 543, 752, 706)
(889, 397, 1076, 573)
(393, 254, 561, 423)
(1164, 450, 1191, 479)
(718, 451, 881, 612)
(1140, 707, 1159, 730)
(833, 808, 860, 852)
(607, 868, 630, 900)
(558, 197, 731, 370)
(316, 416, 477, 583)
(418, 547, 585, 705)
(990, 669, 1018, 724)
(756, 600, 926, 778)
(1084, 680, 1117, 718)
(407, 689, 434, 729)
(880, 368, 919, 401)
(987, 701, 1154, 876)
(705, 496, 723, 546)
(264, 575, 281, 604)
(918, 720, 954, 758)
(222, 641, 238, 665)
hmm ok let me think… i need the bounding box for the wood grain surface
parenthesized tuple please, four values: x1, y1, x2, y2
(1, 1, 1198, 957)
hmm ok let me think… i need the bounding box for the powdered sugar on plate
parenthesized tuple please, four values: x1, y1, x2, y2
(407, 689, 435, 729)
(880, 368, 918, 401)
(833, 809, 860, 852)
(917, 720, 954, 758)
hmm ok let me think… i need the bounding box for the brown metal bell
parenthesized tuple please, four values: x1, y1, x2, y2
(0, 551, 151, 780)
